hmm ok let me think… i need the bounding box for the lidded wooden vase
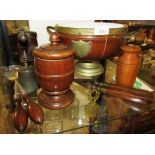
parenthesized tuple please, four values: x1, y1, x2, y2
(116, 44, 141, 87)
(32, 32, 75, 110)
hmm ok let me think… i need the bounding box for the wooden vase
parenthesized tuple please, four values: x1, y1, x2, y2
(116, 44, 141, 87)
(32, 32, 75, 110)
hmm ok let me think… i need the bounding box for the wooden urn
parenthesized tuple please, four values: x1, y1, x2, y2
(32, 32, 75, 110)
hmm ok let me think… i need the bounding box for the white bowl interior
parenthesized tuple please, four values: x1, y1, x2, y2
(56, 21, 124, 29)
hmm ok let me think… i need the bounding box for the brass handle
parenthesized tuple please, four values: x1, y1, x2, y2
(46, 26, 56, 34)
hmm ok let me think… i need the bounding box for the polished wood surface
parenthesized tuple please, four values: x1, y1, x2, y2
(12, 97, 28, 133)
(74, 79, 154, 105)
(59, 33, 125, 60)
(38, 89, 75, 110)
(33, 32, 75, 109)
(24, 95, 44, 125)
(116, 44, 141, 87)
(106, 87, 152, 104)
(34, 57, 74, 93)
(16, 81, 44, 125)
(103, 82, 153, 98)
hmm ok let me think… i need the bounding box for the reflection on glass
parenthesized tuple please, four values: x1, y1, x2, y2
(1, 65, 19, 111)
(42, 109, 63, 133)
(62, 97, 79, 132)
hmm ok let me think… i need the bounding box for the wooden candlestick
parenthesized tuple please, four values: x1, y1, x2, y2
(32, 32, 75, 110)
(17, 30, 38, 66)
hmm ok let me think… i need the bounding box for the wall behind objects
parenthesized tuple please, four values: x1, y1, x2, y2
(29, 20, 93, 45)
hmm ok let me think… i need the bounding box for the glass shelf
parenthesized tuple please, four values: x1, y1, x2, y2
(1, 77, 155, 134)
(1, 60, 155, 134)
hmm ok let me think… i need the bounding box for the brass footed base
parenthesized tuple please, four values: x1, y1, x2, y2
(38, 89, 75, 110)
(75, 60, 104, 81)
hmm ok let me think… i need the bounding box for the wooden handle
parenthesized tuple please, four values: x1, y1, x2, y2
(108, 84, 153, 99)
(94, 81, 153, 99)
(16, 80, 44, 125)
(24, 95, 44, 125)
(74, 79, 154, 103)
(106, 87, 153, 104)
(12, 97, 28, 133)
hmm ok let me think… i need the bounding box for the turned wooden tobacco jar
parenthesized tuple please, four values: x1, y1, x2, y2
(116, 44, 141, 87)
(32, 32, 75, 110)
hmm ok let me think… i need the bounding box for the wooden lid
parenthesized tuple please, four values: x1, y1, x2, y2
(32, 32, 74, 60)
(121, 44, 141, 53)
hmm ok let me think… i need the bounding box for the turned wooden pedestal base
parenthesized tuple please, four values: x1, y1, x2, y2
(38, 89, 75, 110)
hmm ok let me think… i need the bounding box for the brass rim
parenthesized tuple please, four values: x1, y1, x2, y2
(55, 24, 128, 36)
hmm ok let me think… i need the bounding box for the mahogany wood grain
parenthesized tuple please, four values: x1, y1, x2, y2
(24, 95, 44, 125)
(16, 80, 44, 125)
(12, 97, 28, 133)
(32, 32, 75, 109)
(59, 33, 125, 60)
(116, 44, 141, 87)
(74, 79, 154, 104)
(106, 87, 153, 104)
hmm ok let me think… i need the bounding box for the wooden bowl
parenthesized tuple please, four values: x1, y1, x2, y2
(47, 21, 128, 60)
